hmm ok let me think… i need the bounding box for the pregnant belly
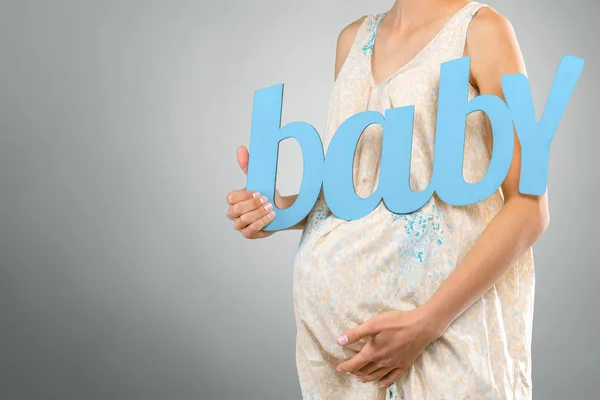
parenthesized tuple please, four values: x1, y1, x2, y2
(292, 202, 457, 359)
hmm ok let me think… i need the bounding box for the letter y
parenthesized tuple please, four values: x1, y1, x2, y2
(503, 55, 584, 195)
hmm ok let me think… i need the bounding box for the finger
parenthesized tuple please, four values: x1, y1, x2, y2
(355, 362, 381, 377)
(357, 367, 394, 383)
(240, 208, 276, 238)
(234, 201, 274, 230)
(237, 146, 249, 175)
(378, 367, 406, 388)
(336, 350, 372, 373)
(337, 318, 381, 347)
(228, 195, 269, 220)
(227, 189, 258, 206)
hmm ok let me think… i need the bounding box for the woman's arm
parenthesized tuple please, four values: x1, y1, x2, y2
(421, 7, 549, 335)
(335, 8, 549, 388)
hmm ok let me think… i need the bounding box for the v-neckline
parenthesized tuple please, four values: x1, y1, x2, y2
(368, 1, 474, 88)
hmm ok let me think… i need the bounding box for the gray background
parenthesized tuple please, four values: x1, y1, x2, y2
(0, 0, 597, 399)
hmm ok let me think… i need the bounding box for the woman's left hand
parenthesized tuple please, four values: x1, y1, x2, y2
(335, 307, 445, 388)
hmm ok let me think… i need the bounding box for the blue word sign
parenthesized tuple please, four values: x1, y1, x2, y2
(246, 55, 584, 231)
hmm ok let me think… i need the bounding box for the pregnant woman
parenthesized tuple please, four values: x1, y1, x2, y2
(226, 1, 547, 398)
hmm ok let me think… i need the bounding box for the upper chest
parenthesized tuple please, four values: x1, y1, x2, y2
(370, 18, 457, 86)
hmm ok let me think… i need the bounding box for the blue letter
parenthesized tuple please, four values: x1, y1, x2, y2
(434, 56, 514, 206)
(379, 105, 434, 214)
(503, 55, 584, 195)
(246, 84, 324, 231)
(324, 106, 431, 219)
(323, 111, 385, 220)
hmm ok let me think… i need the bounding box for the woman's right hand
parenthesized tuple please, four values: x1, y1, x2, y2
(226, 146, 277, 239)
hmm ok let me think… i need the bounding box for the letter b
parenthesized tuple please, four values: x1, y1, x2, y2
(434, 56, 514, 205)
(245, 84, 325, 231)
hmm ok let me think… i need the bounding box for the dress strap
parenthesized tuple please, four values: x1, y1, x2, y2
(340, 14, 385, 67)
(445, 2, 492, 58)
(357, 13, 385, 59)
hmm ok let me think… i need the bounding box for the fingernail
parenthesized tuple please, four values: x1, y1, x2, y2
(337, 335, 348, 345)
(264, 203, 273, 211)
(356, 377, 363, 383)
(252, 192, 260, 198)
(378, 383, 387, 389)
(259, 196, 267, 204)
(267, 211, 275, 219)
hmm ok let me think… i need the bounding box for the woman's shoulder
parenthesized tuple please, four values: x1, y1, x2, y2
(465, 4, 526, 91)
(465, 4, 521, 63)
(336, 15, 368, 49)
(334, 15, 370, 78)
(466, 6, 515, 47)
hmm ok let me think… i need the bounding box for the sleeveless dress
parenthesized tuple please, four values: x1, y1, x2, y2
(292, 2, 535, 399)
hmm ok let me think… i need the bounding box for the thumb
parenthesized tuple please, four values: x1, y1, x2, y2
(337, 318, 381, 346)
(237, 146, 249, 175)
